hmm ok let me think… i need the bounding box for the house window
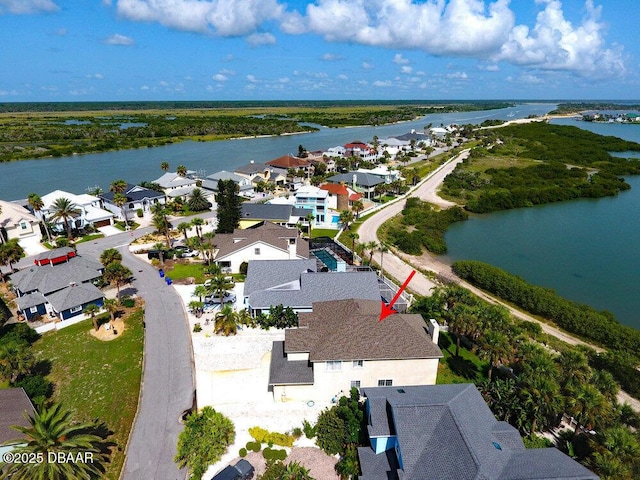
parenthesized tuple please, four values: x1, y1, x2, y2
(29, 306, 38, 314)
(377, 379, 393, 387)
(352, 360, 363, 368)
(350, 380, 361, 389)
(69, 305, 82, 314)
(128, 203, 135, 209)
(21, 221, 28, 230)
(254, 248, 261, 255)
(326, 361, 342, 372)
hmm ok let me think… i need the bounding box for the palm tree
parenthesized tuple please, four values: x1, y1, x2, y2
(305, 212, 315, 238)
(283, 461, 314, 480)
(192, 285, 208, 302)
(100, 247, 122, 268)
(103, 298, 119, 327)
(27, 192, 52, 243)
(207, 273, 234, 305)
(152, 213, 172, 249)
(347, 231, 359, 253)
(2, 403, 107, 479)
(199, 231, 216, 264)
(477, 330, 512, 380)
(187, 188, 209, 212)
(339, 210, 354, 229)
(365, 240, 377, 265)
(190, 217, 204, 240)
(112, 193, 128, 226)
(378, 242, 389, 278)
(176, 165, 187, 177)
(83, 303, 101, 331)
(0, 341, 34, 383)
(351, 199, 364, 219)
(103, 263, 132, 303)
(556, 349, 591, 391)
(50, 197, 81, 238)
(214, 304, 238, 336)
(520, 374, 561, 434)
(0, 239, 24, 275)
(569, 383, 610, 437)
(161, 161, 169, 172)
(177, 222, 191, 242)
(237, 309, 253, 328)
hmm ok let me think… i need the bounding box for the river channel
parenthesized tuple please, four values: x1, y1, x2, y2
(443, 117, 640, 329)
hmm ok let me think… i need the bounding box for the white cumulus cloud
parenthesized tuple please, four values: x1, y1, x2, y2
(0, 0, 59, 14)
(247, 32, 276, 46)
(213, 73, 228, 81)
(115, 0, 285, 36)
(446, 71, 468, 79)
(104, 33, 134, 45)
(393, 53, 409, 65)
(401, 66, 413, 74)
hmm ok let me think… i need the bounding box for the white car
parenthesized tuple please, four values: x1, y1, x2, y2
(204, 292, 236, 304)
(174, 245, 199, 258)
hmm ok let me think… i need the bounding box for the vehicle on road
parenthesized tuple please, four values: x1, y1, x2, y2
(204, 292, 236, 304)
(211, 459, 254, 480)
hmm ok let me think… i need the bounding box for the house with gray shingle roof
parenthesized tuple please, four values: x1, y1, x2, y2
(239, 204, 313, 229)
(358, 384, 599, 480)
(0, 388, 36, 458)
(11, 253, 104, 322)
(100, 183, 166, 220)
(152, 172, 198, 198)
(245, 261, 381, 315)
(201, 170, 253, 195)
(268, 298, 442, 403)
(212, 222, 309, 274)
(326, 172, 384, 199)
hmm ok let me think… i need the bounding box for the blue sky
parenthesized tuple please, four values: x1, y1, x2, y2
(1, 0, 638, 101)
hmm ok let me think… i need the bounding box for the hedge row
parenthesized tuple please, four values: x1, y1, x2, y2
(451, 260, 640, 357)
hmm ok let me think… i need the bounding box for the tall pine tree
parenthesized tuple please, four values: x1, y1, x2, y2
(215, 179, 241, 233)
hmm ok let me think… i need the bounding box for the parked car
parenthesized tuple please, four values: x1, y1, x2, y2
(173, 245, 199, 258)
(147, 249, 169, 260)
(204, 292, 236, 304)
(211, 459, 254, 480)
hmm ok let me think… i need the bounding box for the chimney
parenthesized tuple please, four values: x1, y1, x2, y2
(428, 318, 440, 345)
(288, 237, 297, 259)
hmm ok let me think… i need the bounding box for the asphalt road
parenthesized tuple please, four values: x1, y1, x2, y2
(76, 227, 195, 480)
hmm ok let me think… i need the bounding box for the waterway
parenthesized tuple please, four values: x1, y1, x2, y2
(0, 103, 553, 201)
(443, 117, 640, 330)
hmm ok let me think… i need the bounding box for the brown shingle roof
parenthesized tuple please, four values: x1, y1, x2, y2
(0, 388, 36, 444)
(266, 155, 311, 169)
(285, 299, 442, 362)
(214, 221, 309, 260)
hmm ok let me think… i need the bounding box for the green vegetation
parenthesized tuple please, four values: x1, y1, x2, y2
(310, 228, 339, 239)
(381, 197, 468, 255)
(0, 403, 110, 479)
(436, 332, 488, 384)
(31, 310, 144, 479)
(163, 262, 207, 284)
(442, 123, 640, 214)
(550, 102, 640, 115)
(0, 294, 11, 327)
(411, 284, 640, 478)
(215, 179, 242, 234)
(249, 426, 295, 447)
(174, 406, 235, 479)
(451, 260, 640, 399)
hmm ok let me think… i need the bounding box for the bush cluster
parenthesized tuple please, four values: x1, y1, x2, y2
(248, 426, 294, 447)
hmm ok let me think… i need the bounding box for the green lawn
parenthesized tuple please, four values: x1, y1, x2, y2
(31, 310, 144, 480)
(436, 332, 489, 385)
(164, 262, 207, 283)
(311, 228, 339, 239)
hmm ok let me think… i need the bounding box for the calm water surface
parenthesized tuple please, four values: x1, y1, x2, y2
(0, 103, 553, 201)
(444, 118, 640, 329)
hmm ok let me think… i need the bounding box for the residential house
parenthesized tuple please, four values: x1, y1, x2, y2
(153, 172, 198, 199)
(12, 248, 104, 321)
(357, 384, 599, 480)
(356, 166, 402, 184)
(201, 170, 254, 197)
(325, 172, 384, 200)
(290, 185, 329, 225)
(212, 222, 309, 274)
(0, 199, 43, 248)
(319, 183, 350, 211)
(268, 298, 442, 402)
(243, 260, 381, 315)
(0, 388, 36, 459)
(100, 183, 166, 221)
(40, 190, 114, 232)
(344, 141, 379, 162)
(240, 204, 313, 229)
(234, 161, 287, 186)
(266, 155, 313, 176)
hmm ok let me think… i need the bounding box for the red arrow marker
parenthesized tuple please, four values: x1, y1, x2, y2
(379, 270, 416, 321)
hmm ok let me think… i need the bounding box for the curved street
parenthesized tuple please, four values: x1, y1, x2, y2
(76, 226, 196, 480)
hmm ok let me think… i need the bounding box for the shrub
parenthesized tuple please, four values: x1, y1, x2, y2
(291, 427, 303, 439)
(249, 426, 294, 447)
(136, 208, 144, 218)
(259, 461, 286, 480)
(302, 420, 316, 439)
(193, 323, 202, 333)
(120, 296, 135, 308)
(239, 448, 247, 458)
(174, 407, 235, 480)
(246, 441, 261, 452)
(14, 374, 53, 401)
(239, 261, 248, 275)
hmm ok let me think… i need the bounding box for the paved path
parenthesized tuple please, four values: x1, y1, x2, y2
(76, 225, 200, 480)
